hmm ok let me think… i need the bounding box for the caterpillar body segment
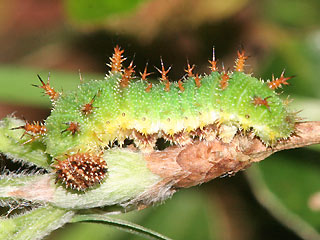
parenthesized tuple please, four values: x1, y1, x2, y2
(44, 69, 294, 157)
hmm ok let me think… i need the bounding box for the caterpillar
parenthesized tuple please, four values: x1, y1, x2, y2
(15, 46, 296, 191)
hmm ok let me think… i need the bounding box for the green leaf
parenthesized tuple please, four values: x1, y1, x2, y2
(262, 0, 320, 27)
(64, 0, 148, 22)
(0, 205, 73, 240)
(246, 149, 320, 240)
(70, 189, 223, 240)
(56, 189, 223, 240)
(0, 117, 51, 169)
(72, 213, 172, 240)
(130, 189, 222, 240)
(52, 210, 146, 240)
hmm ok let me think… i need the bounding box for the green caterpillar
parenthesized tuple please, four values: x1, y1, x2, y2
(16, 46, 296, 191)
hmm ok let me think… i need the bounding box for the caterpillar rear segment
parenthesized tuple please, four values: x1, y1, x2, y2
(14, 46, 296, 191)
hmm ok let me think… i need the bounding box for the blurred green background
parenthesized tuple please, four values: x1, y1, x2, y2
(1, 0, 320, 239)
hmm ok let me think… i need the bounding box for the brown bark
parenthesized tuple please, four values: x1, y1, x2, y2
(145, 122, 320, 188)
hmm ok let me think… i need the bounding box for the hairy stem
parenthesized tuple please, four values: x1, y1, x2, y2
(2, 122, 320, 210)
(0, 205, 73, 240)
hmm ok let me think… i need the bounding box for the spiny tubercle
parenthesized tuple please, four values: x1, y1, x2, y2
(268, 70, 292, 89)
(252, 96, 271, 111)
(11, 120, 47, 137)
(33, 74, 59, 101)
(235, 50, 248, 72)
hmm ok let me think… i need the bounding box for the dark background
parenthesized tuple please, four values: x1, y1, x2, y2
(0, 0, 320, 239)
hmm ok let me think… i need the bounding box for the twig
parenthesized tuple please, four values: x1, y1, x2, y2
(145, 122, 320, 188)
